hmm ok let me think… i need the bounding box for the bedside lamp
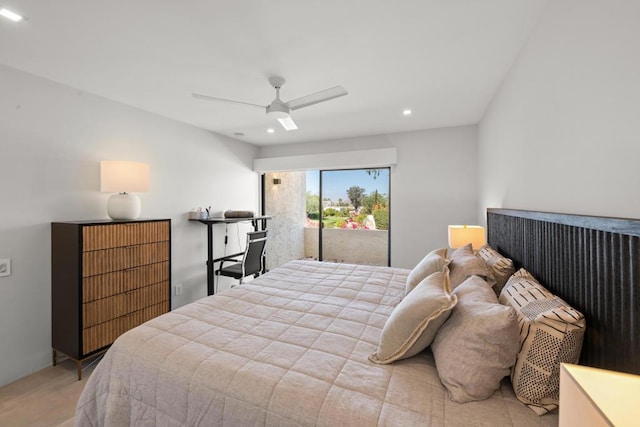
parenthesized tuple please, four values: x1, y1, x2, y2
(100, 161, 150, 220)
(448, 225, 486, 250)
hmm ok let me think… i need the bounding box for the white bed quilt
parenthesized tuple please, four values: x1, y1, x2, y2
(75, 260, 557, 426)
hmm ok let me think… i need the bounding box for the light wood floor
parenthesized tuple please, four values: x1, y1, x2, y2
(0, 358, 98, 427)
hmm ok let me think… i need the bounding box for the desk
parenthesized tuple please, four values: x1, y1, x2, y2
(190, 216, 271, 295)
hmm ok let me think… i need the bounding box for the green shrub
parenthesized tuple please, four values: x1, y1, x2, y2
(324, 207, 337, 217)
(373, 209, 389, 230)
(322, 217, 343, 228)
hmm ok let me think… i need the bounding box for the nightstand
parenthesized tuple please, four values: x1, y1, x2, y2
(559, 363, 640, 426)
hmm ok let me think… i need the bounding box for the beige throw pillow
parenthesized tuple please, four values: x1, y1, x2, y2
(405, 247, 449, 295)
(370, 269, 457, 364)
(478, 244, 516, 295)
(448, 243, 495, 289)
(432, 275, 519, 403)
(499, 269, 586, 415)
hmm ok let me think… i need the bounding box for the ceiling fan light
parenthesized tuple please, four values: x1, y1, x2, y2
(278, 116, 298, 131)
(268, 110, 289, 119)
(266, 101, 290, 119)
(0, 8, 24, 22)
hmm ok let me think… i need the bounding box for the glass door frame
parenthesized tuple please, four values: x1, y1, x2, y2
(318, 167, 391, 267)
(260, 168, 391, 267)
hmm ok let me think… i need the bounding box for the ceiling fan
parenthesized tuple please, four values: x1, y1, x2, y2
(192, 77, 348, 131)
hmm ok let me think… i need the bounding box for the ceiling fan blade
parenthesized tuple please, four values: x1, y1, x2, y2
(285, 86, 348, 111)
(278, 116, 298, 131)
(192, 93, 264, 109)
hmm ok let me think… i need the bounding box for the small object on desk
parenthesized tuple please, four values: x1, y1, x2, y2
(224, 210, 255, 218)
(189, 207, 212, 219)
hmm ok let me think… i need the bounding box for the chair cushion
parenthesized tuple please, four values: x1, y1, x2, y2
(220, 263, 243, 279)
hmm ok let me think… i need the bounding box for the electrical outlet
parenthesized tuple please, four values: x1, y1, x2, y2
(0, 259, 11, 277)
(175, 284, 183, 296)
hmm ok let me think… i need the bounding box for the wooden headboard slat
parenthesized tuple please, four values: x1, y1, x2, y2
(487, 208, 640, 375)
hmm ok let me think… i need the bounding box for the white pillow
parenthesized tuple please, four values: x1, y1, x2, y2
(370, 268, 457, 364)
(405, 247, 449, 295)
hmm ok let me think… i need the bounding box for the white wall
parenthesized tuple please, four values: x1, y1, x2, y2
(0, 64, 258, 387)
(258, 125, 479, 269)
(478, 0, 640, 222)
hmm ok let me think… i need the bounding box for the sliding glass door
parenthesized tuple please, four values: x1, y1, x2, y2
(306, 168, 390, 266)
(262, 168, 390, 267)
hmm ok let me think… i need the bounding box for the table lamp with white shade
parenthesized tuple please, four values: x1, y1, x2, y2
(100, 161, 150, 220)
(447, 225, 486, 250)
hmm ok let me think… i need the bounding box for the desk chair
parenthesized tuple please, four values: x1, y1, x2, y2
(216, 230, 268, 285)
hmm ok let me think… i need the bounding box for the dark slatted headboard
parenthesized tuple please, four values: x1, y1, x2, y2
(487, 208, 640, 375)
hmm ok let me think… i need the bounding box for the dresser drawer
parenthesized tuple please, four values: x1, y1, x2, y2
(83, 221, 170, 251)
(82, 301, 168, 354)
(82, 241, 169, 276)
(83, 261, 169, 303)
(83, 281, 168, 327)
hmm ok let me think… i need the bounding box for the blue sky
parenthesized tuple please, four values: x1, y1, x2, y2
(306, 169, 389, 201)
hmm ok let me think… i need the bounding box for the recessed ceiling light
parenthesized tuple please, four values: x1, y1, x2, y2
(0, 8, 25, 22)
(267, 128, 275, 134)
(402, 109, 412, 116)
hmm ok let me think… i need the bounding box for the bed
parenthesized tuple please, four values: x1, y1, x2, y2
(75, 209, 640, 426)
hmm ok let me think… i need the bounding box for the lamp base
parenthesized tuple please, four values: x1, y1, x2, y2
(107, 193, 141, 220)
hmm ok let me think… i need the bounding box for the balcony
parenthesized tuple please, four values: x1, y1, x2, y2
(303, 227, 389, 266)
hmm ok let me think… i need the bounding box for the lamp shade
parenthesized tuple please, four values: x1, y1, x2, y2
(100, 161, 150, 193)
(448, 225, 486, 250)
(100, 161, 149, 220)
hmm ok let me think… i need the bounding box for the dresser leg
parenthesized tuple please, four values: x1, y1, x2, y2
(76, 360, 82, 381)
(52, 349, 57, 366)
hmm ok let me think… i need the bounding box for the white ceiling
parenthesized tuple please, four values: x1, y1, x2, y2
(0, 1, 547, 146)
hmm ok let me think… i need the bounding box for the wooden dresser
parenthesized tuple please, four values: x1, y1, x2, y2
(51, 219, 171, 379)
